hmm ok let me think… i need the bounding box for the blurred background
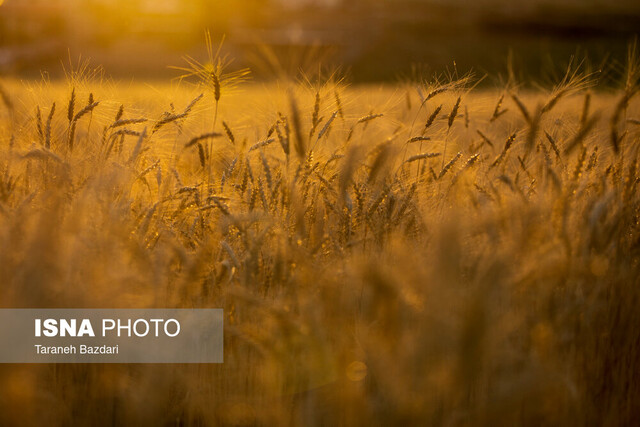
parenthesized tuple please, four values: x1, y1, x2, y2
(0, 0, 639, 82)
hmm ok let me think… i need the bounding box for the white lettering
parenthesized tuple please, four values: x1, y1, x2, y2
(165, 319, 180, 337)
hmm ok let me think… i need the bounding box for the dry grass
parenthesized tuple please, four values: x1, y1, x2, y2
(0, 56, 639, 426)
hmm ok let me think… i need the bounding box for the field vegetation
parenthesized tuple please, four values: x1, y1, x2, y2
(0, 45, 639, 425)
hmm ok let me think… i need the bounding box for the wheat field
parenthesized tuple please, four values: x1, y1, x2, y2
(0, 49, 639, 426)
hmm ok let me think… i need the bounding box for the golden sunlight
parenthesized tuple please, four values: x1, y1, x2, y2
(0, 1, 639, 426)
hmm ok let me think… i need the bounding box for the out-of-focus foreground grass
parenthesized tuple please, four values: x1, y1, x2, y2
(0, 55, 639, 426)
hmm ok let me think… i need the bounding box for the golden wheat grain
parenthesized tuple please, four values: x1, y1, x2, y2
(490, 94, 507, 122)
(408, 136, 431, 143)
(249, 138, 275, 152)
(439, 152, 462, 179)
(489, 132, 516, 169)
(66, 88, 75, 123)
(45, 102, 55, 149)
(406, 152, 440, 163)
(424, 105, 442, 130)
(447, 97, 461, 129)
